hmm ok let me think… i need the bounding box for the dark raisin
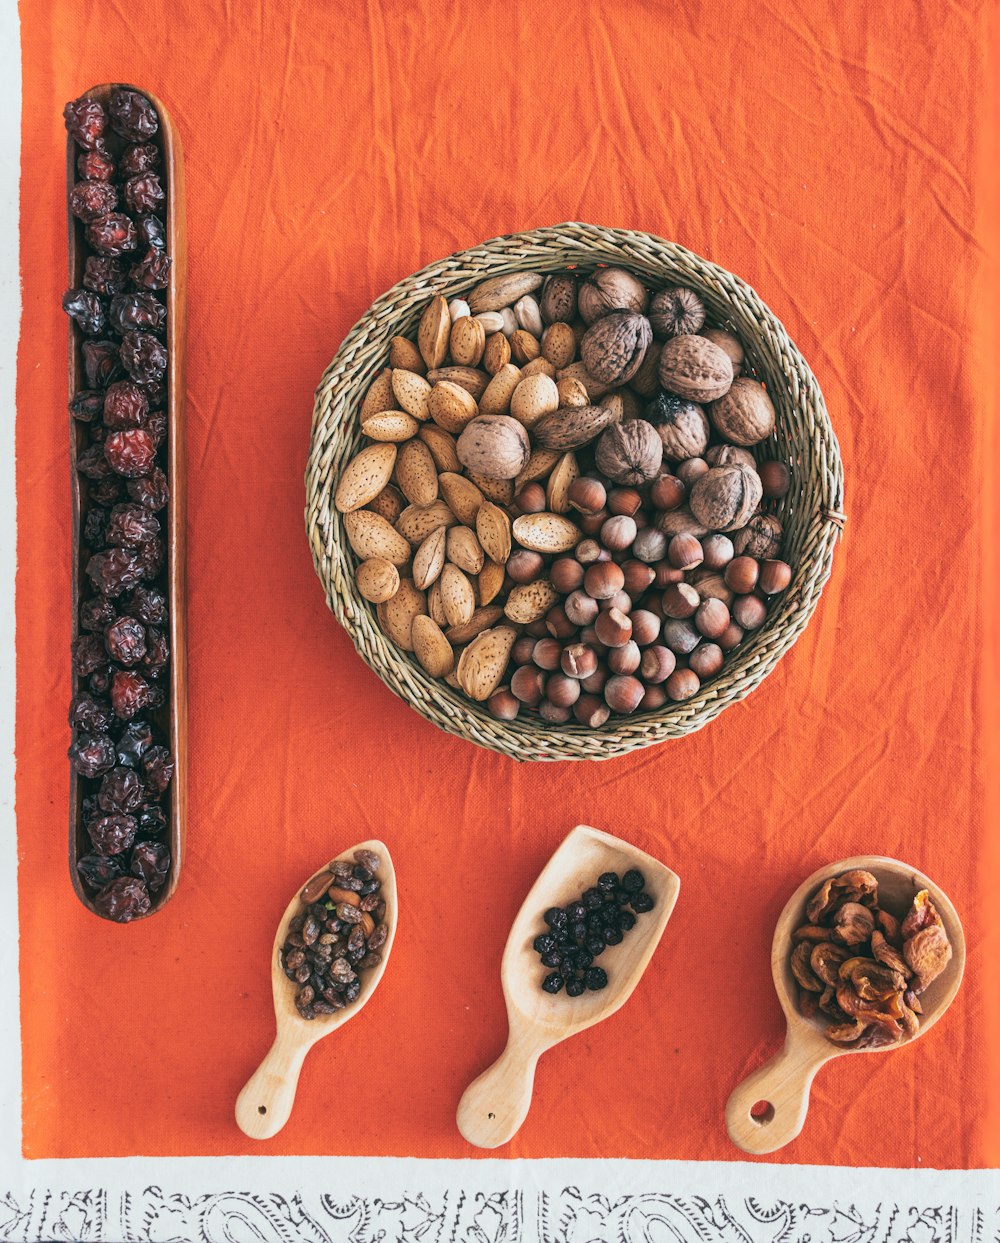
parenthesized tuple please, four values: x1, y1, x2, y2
(585, 967, 608, 991)
(109, 88, 159, 141)
(69, 693, 113, 732)
(353, 848, 381, 873)
(62, 288, 106, 335)
(116, 719, 154, 768)
(86, 547, 144, 596)
(566, 976, 586, 997)
(70, 390, 105, 423)
(367, 922, 388, 952)
(82, 339, 124, 387)
(64, 97, 107, 149)
(109, 292, 166, 336)
(86, 213, 139, 257)
(104, 615, 146, 665)
(72, 633, 108, 675)
(622, 869, 645, 893)
(542, 972, 564, 994)
(77, 852, 126, 890)
(130, 248, 172, 291)
(120, 332, 167, 385)
(103, 381, 149, 429)
(94, 876, 150, 921)
(110, 669, 152, 719)
(69, 180, 118, 222)
(106, 502, 160, 547)
(136, 803, 167, 836)
(142, 627, 169, 675)
(78, 445, 114, 482)
(89, 476, 124, 506)
(78, 149, 115, 181)
(98, 766, 145, 814)
(145, 684, 166, 710)
(142, 746, 174, 794)
(104, 428, 156, 478)
(343, 979, 361, 1003)
(127, 467, 169, 511)
(136, 215, 166, 250)
(571, 921, 588, 945)
(631, 891, 655, 913)
(120, 142, 160, 176)
(88, 812, 137, 854)
(68, 732, 116, 778)
(83, 255, 127, 296)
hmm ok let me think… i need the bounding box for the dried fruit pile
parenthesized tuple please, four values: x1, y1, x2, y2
(280, 849, 389, 1020)
(63, 90, 174, 921)
(791, 871, 953, 1048)
(533, 868, 654, 996)
(336, 266, 793, 724)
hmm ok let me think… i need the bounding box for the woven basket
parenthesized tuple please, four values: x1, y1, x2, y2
(306, 223, 844, 761)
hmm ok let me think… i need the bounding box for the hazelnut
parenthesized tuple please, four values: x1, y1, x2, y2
(584, 561, 625, 600)
(579, 509, 610, 536)
(568, 476, 607, 515)
(526, 618, 549, 638)
(600, 589, 633, 614)
(595, 420, 663, 487)
(576, 538, 606, 565)
(629, 609, 662, 646)
(507, 550, 545, 584)
(514, 482, 547, 513)
(545, 605, 577, 639)
(512, 635, 536, 664)
(718, 621, 744, 651)
(574, 693, 611, 728)
(662, 582, 700, 619)
(539, 699, 572, 724)
(732, 594, 768, 630)
(675, 457, 710, 487)
(488, 688, 520, 721)
(608, 640, 641, 675)
(668, 533, 703, 571)
(532, 637, 563, 670)
(689, 643, 723, 679)
(661, 619, 701, 655)
(701, 534, 734, 571)
(595, 607, 633, 648)
(665, 667, 701, 702)
(640, 683, 668, 710)
(546, 672, 582, 708)
(511, 665, 546, 705)
(632, 526, 667, 564)
(561, 643, 598, 680)
(759, 559, 792, 594)
(640, 645, 676, 684)
(601, 515, 637, 551)
(650, 473, 686, 510)
(579, 626, 607, 653)
(622, 559, 656, 595)
(608, 487, 642, 516)
(653, 560, 684, 587)
(549, 557, 585, 593)
(759, 460, 790, 499)
(724, 555, 760, 594)
(581, 666, 608, 694)
(695, 597, 730, 640)
(604, 674, 645, 714)
(564, 589, 599, 626)
(689, 463, 762, 533)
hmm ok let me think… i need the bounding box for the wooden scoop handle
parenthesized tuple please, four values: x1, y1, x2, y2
(457, 1028, 548, 1148)
(235, 1029, 309, 1140)
(725, 1030, 828, 1155)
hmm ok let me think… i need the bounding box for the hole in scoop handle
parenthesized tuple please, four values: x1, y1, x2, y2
(235, 1032, 309, 1140)
(725, 1034, 827, 1155)
(456, 1031, 545, 1149)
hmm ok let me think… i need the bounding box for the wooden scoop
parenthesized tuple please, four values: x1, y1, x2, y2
(726, 855, 965, 1155)
(457, 824, 680, 1148)
(235, 839, 396, 1139)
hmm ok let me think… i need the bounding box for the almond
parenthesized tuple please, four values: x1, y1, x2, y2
(391, 369, 432, 421)
(411, 614, 455, 678)
(355, 557, 400, 603)
(344, 510, 412, 566)
(439, 563, 476, 628)
(519, 356, 557, 380)
(542, 322, 577, 369)
(514, 446, 563, 489)
(546, 451, 580, 514)
(359, 368, 395, 421)
(428, 380, 479, 433)
(335, 443, 397, 512)
(456, 625, 518, 700)
(389, 335, 426, 375)
(412, 525, 447, 590)
(327, 886, 361, 907)
(361, 410, 419, 442)
(483, 331, 511, 375)
(510, 373, 560, 428)
(555, 360, 615, 401)
(446, 526, 485, 575)
(479, 363, 523, 416)
(556, 376, 590, 408)
(504, 580, 559, 624)
(533, 404, 618, 450)
(512, 511, 582, 554)
(510, 328, 540, 365)
(396, 438, 439, 506)
(478, 559, 505, 606)
(445, 605, 504, 645)
(426, 366, 490, 401)
(438, 472, 486, 525)
(476, 502, 512, 564)
(449, 315, 486, 367)
(417, 295, 451, 370)
(427, 578, 448, 626)
(366, 483, 405, 525)
(377, 579, 426, 650)
(396, 500, 458, 545)
(467, 271, 544, 314)
(466, 470, 514, 506)
(419, 424, 461, 473)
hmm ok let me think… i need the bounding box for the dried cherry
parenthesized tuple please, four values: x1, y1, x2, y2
(89, 476, 124, 507)
(104, 428, 156, 478)
(97, 766, 145, 814)
(129, 248, 171, 291)
(68, 732, 116, 778)
(127, 468, 169, 510)
(137, 215, 166, 250)
(69, 693, 113, 733)
(62, 288, 106, 335)
(124, 174, 165, 215)
(88, 812, 137, 855)
(82, 339, 123, 388)
(70, 180, 118, 222)
(120, 332, 167, 385)
(136, 804, 167, 836)
(123, 585, 167, 625)
(143, 411, 167, 449)
(106, 502, 159, 547)
(110, 669, 152, 719)
(85, 213, 139, 257)
(109, 88, 159, 142)
(131, 841, 170, 891)
(83, 255, 127, 296)
(120, 142, 160, 176)
(64, 97, 107, 150)
(77, 150, 115, 181)
(104, 615, 147, 665)
(116, 719, 154, 768)
(109, 292, 165, 336)
(102, 381, 149, 429)
(86, 547, 144, 596)
(70, 390, 105, 422)
(142, 627, 169, 675)
(72, 633, 108, 676)
(94, 876, 151, 922)
(137, 538, 165, 579)
(77, 852, 126, 891)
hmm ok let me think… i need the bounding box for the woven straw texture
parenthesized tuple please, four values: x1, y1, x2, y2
(306, 223, 844, 762)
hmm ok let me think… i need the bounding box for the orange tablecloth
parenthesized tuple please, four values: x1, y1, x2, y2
(17, 0, 999, 1165)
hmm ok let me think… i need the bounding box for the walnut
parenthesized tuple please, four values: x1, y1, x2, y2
(653, 505, 710, 539)
(577, 267, 649, 324)
(539, 274, 578, 324)
(731, 513, 782, 559)
(595, 419, 663, 486)
(689, 463, 762, 532)
(708, 376, 776, 446)
(700, 326, 745, 376)
(580, 311, 652, 385)
(658, 334, 734, 402)
(455, 415, 529, 480)
(643, 392, 709, 461)
(649, 286, 706, 338)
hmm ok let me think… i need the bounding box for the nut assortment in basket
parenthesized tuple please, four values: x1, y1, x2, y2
(309, 227, 843, 758)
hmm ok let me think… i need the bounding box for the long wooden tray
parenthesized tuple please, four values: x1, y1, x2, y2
(67, 84, 187, 919)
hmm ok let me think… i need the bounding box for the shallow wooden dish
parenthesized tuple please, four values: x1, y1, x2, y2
(235, 840, 398, 1139)
(457, 824, 680, 1147)
(67, 84, 187, 920)
(726, 855, 965, 1155)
